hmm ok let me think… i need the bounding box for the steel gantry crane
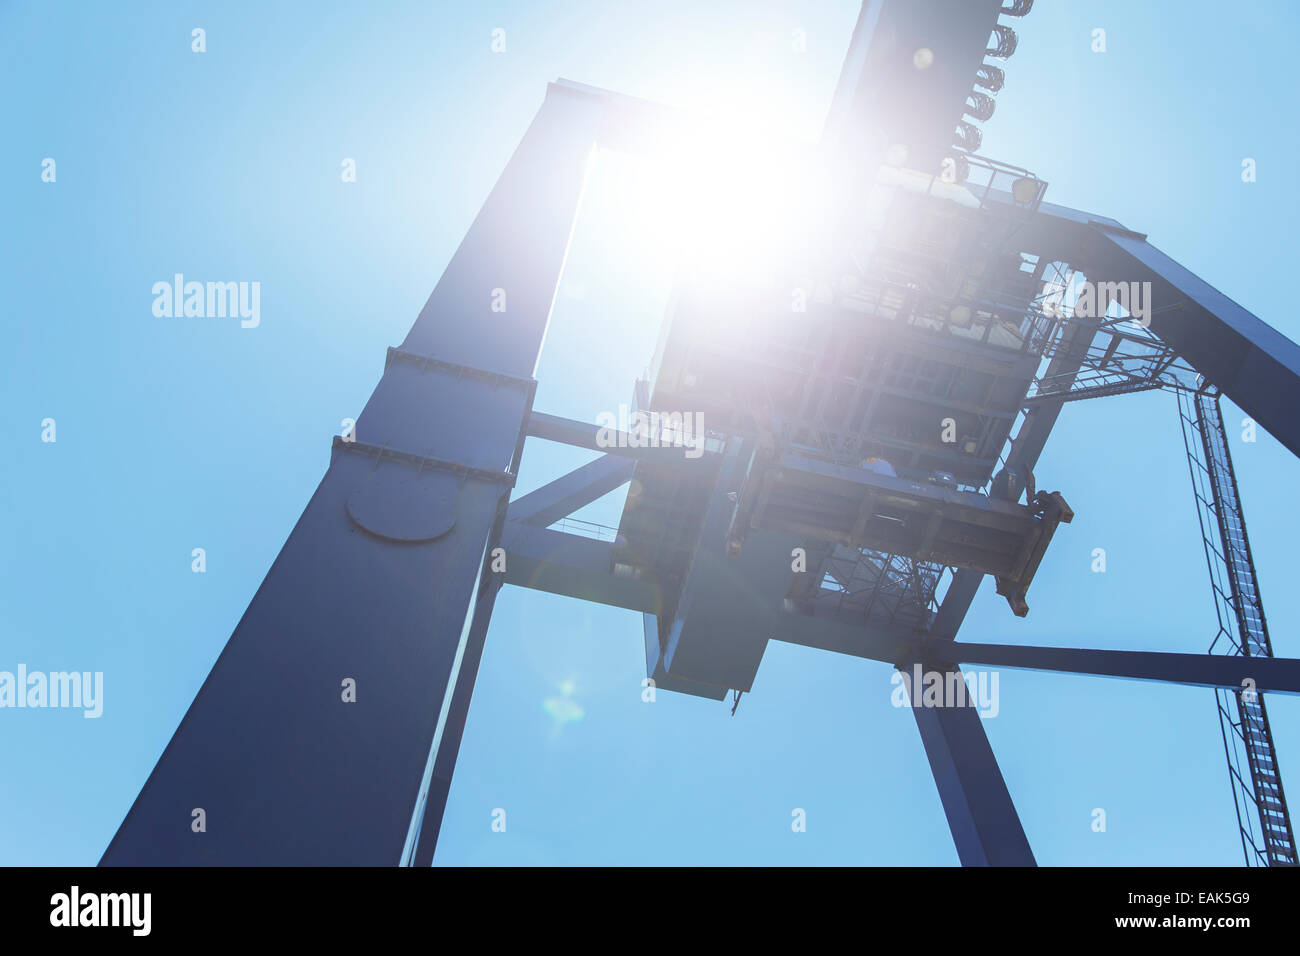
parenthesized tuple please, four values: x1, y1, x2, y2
(103, 0, 1300, 866)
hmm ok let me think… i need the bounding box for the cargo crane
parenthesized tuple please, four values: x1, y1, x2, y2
(103, 0, 1300, 866)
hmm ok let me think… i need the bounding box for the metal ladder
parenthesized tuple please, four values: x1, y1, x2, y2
(1177, 386, 1297, 865)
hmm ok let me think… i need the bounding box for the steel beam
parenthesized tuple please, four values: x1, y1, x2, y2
(500, 523, 660, 614)
(825, 0, 1003, 168)
(989, 190, 1300, 458)
(506, 454, 634, 527)
(1091, 231, 1300, 458)
(408, 555, 505, 866)
(931, 570, 983, 640)
(102, 83, 606, 865)
(525, 410, 719, 468)
(907, 662, 1037, 867)
(929, 640, 1300, 694)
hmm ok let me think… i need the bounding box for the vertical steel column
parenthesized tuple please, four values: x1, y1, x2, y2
(102, 85, 603, 865)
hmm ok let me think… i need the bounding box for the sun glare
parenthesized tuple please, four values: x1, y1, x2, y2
(596, 110, 836, 291)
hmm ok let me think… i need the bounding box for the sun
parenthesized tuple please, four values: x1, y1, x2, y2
(591, 106, 838, 293)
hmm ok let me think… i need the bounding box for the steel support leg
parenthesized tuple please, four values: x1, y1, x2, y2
(408, 544, 505, 866)
(102, 84, 603, 865)
(908, 663, 1036, 866)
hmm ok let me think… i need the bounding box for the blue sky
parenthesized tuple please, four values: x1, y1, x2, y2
(2, 0, 1298, 865)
